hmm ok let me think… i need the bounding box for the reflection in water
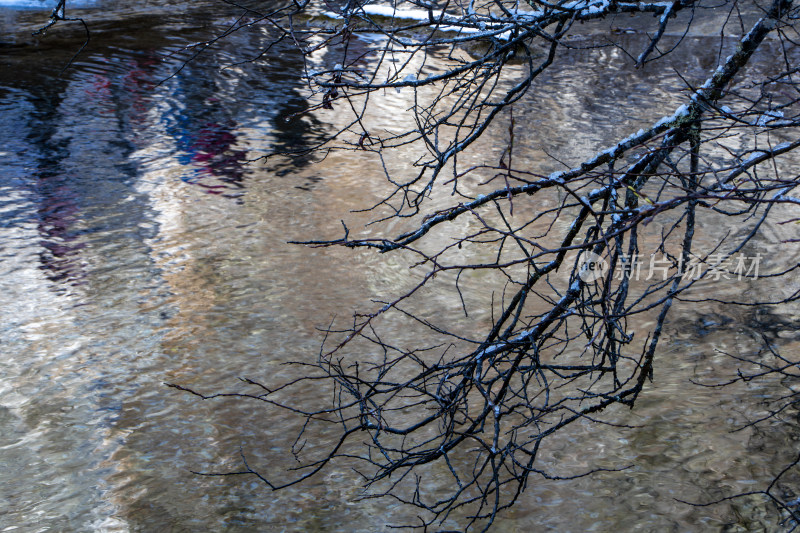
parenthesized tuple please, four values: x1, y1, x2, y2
(0, 2, 799, 532)
(182, 119, 247, 194)
(36, 172, 86, 284)
(163, 72, 248, 197)
(23, 80, 89, 286)
(0, 2, 337, 530)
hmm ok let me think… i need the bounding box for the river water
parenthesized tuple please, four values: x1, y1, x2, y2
(1, 1, 800, 531)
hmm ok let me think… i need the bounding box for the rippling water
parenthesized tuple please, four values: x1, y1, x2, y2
(1, 2, 799, 531)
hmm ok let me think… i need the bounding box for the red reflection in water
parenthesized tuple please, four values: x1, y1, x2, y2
(36, 177, 86, 285)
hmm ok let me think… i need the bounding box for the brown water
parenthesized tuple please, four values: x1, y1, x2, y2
(1, 2, 800, 531)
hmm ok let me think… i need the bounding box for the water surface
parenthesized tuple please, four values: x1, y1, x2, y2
(1, 2, 799, 531)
